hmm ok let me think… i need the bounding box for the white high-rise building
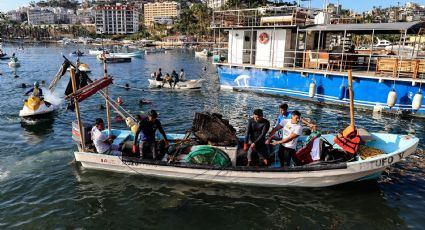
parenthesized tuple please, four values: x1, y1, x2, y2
(95, 4, 139, 34)
(27, 8, 55, 25)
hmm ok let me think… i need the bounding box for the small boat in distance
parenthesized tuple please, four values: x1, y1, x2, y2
(195, 49, 212, 57)
(88, 47, 108, 55)
(96, 54, 131, 63)
(108, 51, 143, 58)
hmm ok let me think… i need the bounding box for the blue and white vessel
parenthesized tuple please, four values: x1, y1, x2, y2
(211, 6, 425, 117)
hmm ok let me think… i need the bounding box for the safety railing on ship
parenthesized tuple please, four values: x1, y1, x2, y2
(212, 49, 425, 80)
(211, 6, 309, 28)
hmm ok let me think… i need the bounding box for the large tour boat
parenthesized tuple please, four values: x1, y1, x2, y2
(211, 6, 425, 117)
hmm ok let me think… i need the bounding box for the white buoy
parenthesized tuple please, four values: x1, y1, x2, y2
(387, 89, 397, 108)
(412, 91, 423, 111)
(309, 82, 316, 98)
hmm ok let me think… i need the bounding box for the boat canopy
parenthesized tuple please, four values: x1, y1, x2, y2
(299, 21, 425, 34)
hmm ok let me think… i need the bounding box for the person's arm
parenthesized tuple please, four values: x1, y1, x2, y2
(25, 88, 33, 95)
(244, 120, 252, 152)
(133, 121, 142, 152)
(266, 124, 283, 144)
(156, 120, 168, 142)
(39, 88, 43, 97)
(273, 133, 299, 145)
(301, 117, 316, 131)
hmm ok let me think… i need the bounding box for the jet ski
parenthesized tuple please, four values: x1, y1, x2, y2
(8, 56, 20, 68)
(19, 96, 55, 118)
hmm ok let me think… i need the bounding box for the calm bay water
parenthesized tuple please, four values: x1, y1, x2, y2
(0, 43, 424, 229)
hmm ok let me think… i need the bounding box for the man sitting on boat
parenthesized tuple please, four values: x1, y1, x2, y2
(244, 109, 270, 166)
(162, 73, 173, 88)
(156, 68, 163, 81)
(133, 110, 169, 160)
(266, 110, 304, 167)
(25, 81, 43, 97)
(91, 118, 120, 156)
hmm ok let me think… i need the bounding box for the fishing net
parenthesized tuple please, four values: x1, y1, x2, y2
(358, 145, 385, 160)
(184, 146, 231, 167)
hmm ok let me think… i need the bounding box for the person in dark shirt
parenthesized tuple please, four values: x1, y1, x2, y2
(133, 110, 168, 160)
(155, 68, 163, 81)
(244, 109, 270, 166)
(171, 70, 179, 88)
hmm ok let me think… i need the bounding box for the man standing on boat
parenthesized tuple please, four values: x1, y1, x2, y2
(155, 68, 163, 81)
(91, 118, 120, 156)
(266, 111, 304, 167)
(244, 109, 270, 166)
(133, 110, 169, 160)
(179, 69, 185, 81)
(274, 103, 292, 140)
(172, 70, 179, 88)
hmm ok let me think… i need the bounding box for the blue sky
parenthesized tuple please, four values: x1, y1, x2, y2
(0, 0, 418, 13)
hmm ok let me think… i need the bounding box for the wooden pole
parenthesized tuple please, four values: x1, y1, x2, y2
(103, 55, 111, 135)
(70, 67, 85, 151)
(348, 69, 355, 127)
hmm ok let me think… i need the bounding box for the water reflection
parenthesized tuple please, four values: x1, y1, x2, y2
(20, 117, 54, 144)
(72, 164, 405, 229)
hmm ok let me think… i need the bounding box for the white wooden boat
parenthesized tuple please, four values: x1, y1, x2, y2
(74, 131, 419, 187)
(108, 51, 143, 58)
(148, 79, 203, 90)
(88, 48, 108, 55)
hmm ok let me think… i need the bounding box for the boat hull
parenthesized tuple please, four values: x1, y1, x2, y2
(74, 133, 418, 187)
(216, 65, 425, 117)
(19, 103, 55, 118)
(148, 79, 203, 90)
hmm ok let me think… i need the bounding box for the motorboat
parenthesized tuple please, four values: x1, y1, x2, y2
(67, 63, 91, 73)
(8, 57, 20, 67)
(70, 50, 84, 56)
(148, 79, 204, 90)
(96, 54, 131, 63)
(73, 129, 418, 187)
(108, 51, 143, 58)
(19, 96, 55, 118)
(195, 49, 212, 57)
(88, 47, 108, 55)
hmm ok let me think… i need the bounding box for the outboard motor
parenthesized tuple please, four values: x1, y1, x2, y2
(72, 120, 92, 146)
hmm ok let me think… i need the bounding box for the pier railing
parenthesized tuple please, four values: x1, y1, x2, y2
(211, 6, 308, 28)
(212, 48, 425, 80)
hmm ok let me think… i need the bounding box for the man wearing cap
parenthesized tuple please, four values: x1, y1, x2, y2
(133, 110, 169, 160)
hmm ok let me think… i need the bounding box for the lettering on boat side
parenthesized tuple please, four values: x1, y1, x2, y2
(373, 152, 404, 168)
(100, 158, 117, 164)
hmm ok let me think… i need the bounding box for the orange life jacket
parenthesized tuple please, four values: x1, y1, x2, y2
(334, 125, 360, 156)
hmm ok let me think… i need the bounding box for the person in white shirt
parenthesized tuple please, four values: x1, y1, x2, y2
(91, 118, 121, 156)
(179, 69, 185, 81)
(266, 111, 313, 167)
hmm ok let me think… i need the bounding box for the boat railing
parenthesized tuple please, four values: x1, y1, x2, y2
(213, 48, 425, 80)
(211, 6, 308, 28)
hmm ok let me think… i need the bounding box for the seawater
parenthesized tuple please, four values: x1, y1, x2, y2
(0, 44, 424, 229)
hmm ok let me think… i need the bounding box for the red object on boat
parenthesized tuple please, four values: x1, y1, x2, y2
(72, 77, 113, 102)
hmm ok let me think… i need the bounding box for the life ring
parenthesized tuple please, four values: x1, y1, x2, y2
(258, 32, 269, 44)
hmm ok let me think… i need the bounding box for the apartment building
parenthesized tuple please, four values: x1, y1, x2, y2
(95, 4, 139, 34)
(27, 8, 55, 25)
(143, 1, 180, 27)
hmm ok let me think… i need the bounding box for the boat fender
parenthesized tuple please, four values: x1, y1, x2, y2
(412, 91, 423, 111)
(387, 89, 397, 108)
(338, 85, 346, 100)
(309, 82, 316, 98)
